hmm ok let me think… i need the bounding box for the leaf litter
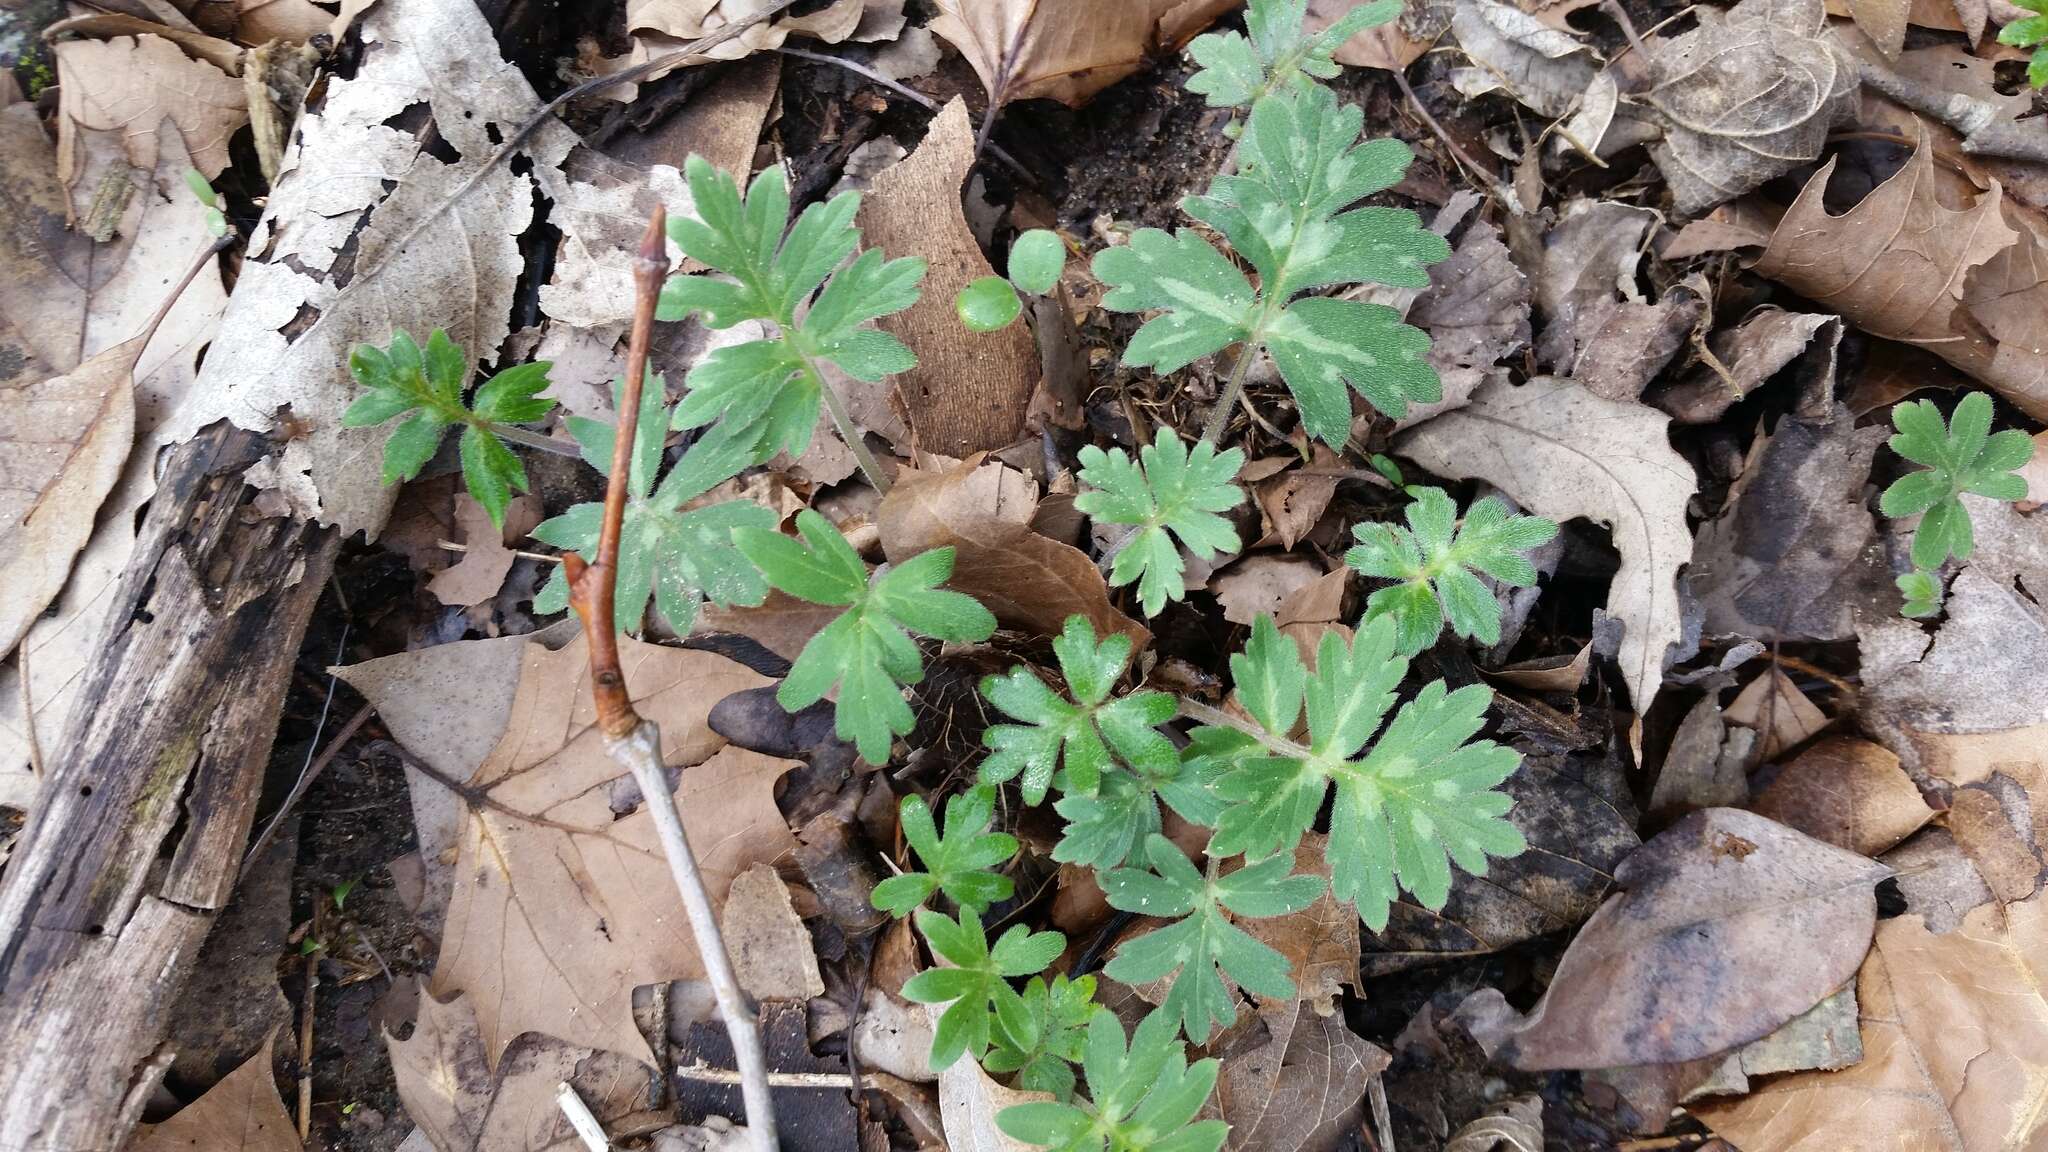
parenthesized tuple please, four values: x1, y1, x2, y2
(11, 0, 2048, 1145)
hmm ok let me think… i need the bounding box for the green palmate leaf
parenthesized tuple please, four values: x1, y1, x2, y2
(1897, 569, 1942, 619)
(1878, 392, 2032, 571)
(1099, 835, 1322, 1042)
(996, 1009, 1226, 1152)
(901, 909, 1065, 1071)
(532, 375, 770, 634)
(1999, 0, 2048, 87)
(1346, 487, 1559, 656)
(1095, 83, 1449, 447)
(734, 510, 996, 764)
(342, 329, 557, 529)
(658, 156, 924, 461)
(870, 785, 1019, 918)
(1075, 430, 1246, 618)
(1187, 0, 1401, 110)
(984, 973, 1102, 1101)
(1195, 615, 1525, 932)
(1052, 752, 1222, 872)
(1009, 229, 1067, 296)
(980, 616, 1179, 803)
(956, 274, 1024, 332)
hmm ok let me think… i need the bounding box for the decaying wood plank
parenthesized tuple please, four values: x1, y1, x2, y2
(0, 422, 338, 1152)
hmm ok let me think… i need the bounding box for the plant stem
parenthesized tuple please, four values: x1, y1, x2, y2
(1199, 341, 1262, 445)
(1176, 697, 1316, 761)
(803, 351, 892, 495)
(488, 421, 583, 459)
(564, 210, 780, 1152)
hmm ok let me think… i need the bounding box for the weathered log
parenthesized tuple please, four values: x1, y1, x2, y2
(0, 423, 338, 1152)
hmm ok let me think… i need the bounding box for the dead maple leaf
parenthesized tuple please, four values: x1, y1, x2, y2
(858, 101, 1039, 456)
(877, 455, 1148, 647)
(131, 1029, 298, 1152)
(1639, 0, 1858, 216)
(388, 989, 663, 1152)
(1749, 737, 1934, 857)
(1458, 807, 1889, 1071)
(52, 34, 248, 192)
(425, 634, 798, 1067)
(1399, 376, 1697, 720)
(1692, 894, 2048, 1151)
(931, 0, 1235, 112)
(1209, 1000, 1389, 1152)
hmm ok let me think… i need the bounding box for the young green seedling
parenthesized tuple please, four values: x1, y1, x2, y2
(1879, 391, 2032, 617)
(1075, 429, 1246, 617)
(995, 1008, 1228, 1152)
(871, 784, 1020, 918)
(343, 329, 556, 528)
(732, 509, 996, 763)
(1999, 0, 2048, 88)
(1346, 486, 1559, 656)
(983, 973, 1103, 1101)
(956, 228, 1068, 332)
(184, 168, 228, 237)
(900, 909, 1066, 1071)
(980, 617, 1179, 803)
(1187, 0, 1401, 118)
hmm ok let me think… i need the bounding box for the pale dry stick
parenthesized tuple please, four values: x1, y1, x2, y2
(555, 1082, 611, 1151)
(563, 210, 780, 1152)
(438, 538, 564, 564)
(490, 421, 583, 459)
(242, 701, 375, 872)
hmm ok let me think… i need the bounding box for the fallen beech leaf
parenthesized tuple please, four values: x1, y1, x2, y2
(1639, 0, 1857, 216)
(1209, 999, 1389, 1152)
(131, 1030, 296, 1152)
(930, 0, 1234, 111)
(1692, 894, 2048, 1152)
(1399, 376, 1697, 718)
(877, 456, 1147, 647)
(1211, 556, 1325, 627)
(1648, 692, 1756, 817)
(1725, 666, 1829, 761)
(933, 1005, 1053, 1152)
(1860, 568, 2048, 772)
(722, 863, 827, 1002)
(425, 634, 796, 1066)
(162, 0, 579, 536)
(1363, 750, 1638, 975)
(1234, 834, 1360, 1014)
(387, 990, 662, 1152)
(1749, 737, 1934, 856)
(1444, 1094, 1543, 1152)
(53, 34, 248, 188)
(1881, 828, 1993, 934)
(1457, 808, 1889, 1071)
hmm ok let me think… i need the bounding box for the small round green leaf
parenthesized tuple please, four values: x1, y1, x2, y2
(956, 275, 1023, 332)
(1008, 229, 1065, 296)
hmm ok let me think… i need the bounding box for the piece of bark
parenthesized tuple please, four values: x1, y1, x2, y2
(0, 423, 338, 1151)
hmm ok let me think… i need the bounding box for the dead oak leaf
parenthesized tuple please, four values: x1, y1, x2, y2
(428, 634, 797, 1067)
(52, 34, 248, 189)
(132, 1029, 298, 1152)
(1233, 833, 1360, 1015)
(931, 0, 1236, 111)
(1457, 807, 1889, 1071)
(1398, 376, 1697, 719)
(1692, 894, 2048, 1152)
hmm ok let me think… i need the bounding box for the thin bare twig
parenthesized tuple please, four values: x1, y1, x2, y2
(297, 907, 318, 1143)
(772, 47, 1033, 181)
(243, 701, 373, 873)
(564, 210, 780, 1152)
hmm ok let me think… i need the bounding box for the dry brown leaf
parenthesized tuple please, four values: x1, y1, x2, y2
(625, 0, 896, 74)
(1397, 210, 1532, 430)
(1457, 807, 1889, 1071)
(1252, 448, 1341, 550)
(1653, 308, 1840, 426)
(1449, 0, 1600, 120)
(53, 35, 248, 190)
(1307, 0, 1427, 71)
(426, 634, 796, 1066)
(877, 456, 1147, 647)
(1692, 894, 2048, 1151)
(1848, 0, 1913, 56)
(162, 0, 579, 537)
(1211, 556, 1325, 627)
(1882, 828, 1995, 934)
(930, 0, 1235, 111)
(698, 590, 849, 664)
(1945, 785, 2043, 903)
(428, 494, 541, 608)
(1235, 834, 1360, 1015)
(1528, 199, 1658, 375)
(387, 989, 663, 1152)
(1399, 377, 1697, 719)
(1639, 0, 1858, 216)
(1725, 666, 1830, 761)
(1648, 692, 1757, 816)
(1210, 999, 1389, 1152)
(1444, 1095, 1543, 1152)
(132, 1030, 298, 1152)
(1484, 644, 1591, 692)
(857, 101, 1038, 456)
(236, 0, 338, 43)
(722, 863, 826, 1002)
(1749, 737, 1934, 856)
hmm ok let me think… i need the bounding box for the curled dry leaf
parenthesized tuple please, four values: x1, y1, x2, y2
(1444, 1094, 1543, 1152)
(1692, 894, 2048, 1152)
(1725, 666, 1830, 761)
(419, 634, 797, 1067)
(1457, 807, 1889, 1071)
(933, 1005, 1053, 1152)
(1399, 376, 1697, 719)
(877, 455, 1148, 648)
(1307, 0, 1428, 72)
(1639, 0, 1858, 216)
(857, 100, 1039, 456)
(625, 0, 902, 72)
(1449, 0, 1599, 119)
(131, 1029, 297, 1152)
(1209, 999, 1389, 1152)
(1651, 308, 1840, 426)
(931, 0, 1235, 111)
(387, 989, 662, 1152)
(1397, 211, 1532, 431)
(1753, 135, 2048, 422)
(1749, 737, 1934, 856)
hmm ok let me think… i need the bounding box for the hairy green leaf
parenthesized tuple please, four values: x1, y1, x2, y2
(997, 1009, 1227, 1152)
(901, 909, 1064, 1071)
(1897, 569, 1942, 619)
(1346, 487, 1559, 655)
(956, 274, 1023, 332)
(871, 785, 1019, 918)
(1187, 0, 1400, 109)
(984, 973, 1102, 1101)
(980, 616, 1178, 803)
(1009, 229, 1067, 296)
(1878, 392, 2032, 571)
(1075, 431, 1245, 618)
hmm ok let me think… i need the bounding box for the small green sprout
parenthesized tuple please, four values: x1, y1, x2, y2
(995, 1009, 1227, 1152)
(984, 974, 1103, 1101)
(732, 510, 996, 763)
(900, 908, 1065, 1071)
(342, 329, 555, 528)
(954, 229, 1067, 331)
(1879, 391, 2031, 572)
(871, 785, 1019, 918)
(1346, 487, 1559, 656)
(1075, 430, 1247, 618)
(184, 169, 228, 237)
(1897, 569, 1943, 619)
